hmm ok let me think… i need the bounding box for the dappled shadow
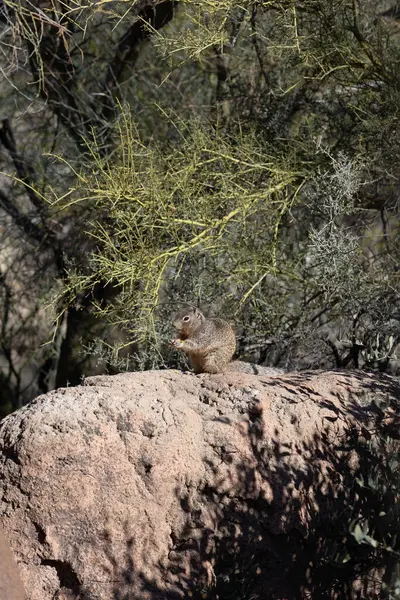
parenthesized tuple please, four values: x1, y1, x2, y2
(262, 368, 400, 424)
(182, 385, 400, 599)
(75, 371, 400, 599)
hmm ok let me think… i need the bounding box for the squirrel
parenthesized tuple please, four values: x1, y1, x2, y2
(170, 306, 236, 374)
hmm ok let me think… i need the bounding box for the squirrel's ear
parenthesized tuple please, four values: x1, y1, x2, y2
(194, 307, 202, 319)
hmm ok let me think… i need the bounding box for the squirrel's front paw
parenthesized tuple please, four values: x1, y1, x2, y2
(170, 338, 184, 348)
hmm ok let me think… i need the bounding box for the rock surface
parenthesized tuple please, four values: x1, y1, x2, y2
(0, 526, 25, 600)
(0, 368, 399, 599)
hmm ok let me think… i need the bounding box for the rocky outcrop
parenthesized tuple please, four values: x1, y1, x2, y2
(0, 369, 399, 600)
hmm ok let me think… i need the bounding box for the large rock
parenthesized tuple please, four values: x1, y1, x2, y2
(0, 369, 399, 599)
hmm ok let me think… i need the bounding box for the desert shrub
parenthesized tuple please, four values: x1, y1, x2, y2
(0, 0, 399, 407)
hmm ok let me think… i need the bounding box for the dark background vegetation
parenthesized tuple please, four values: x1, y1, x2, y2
(0, 0, 399, 410)
(0, 0, 399, 597)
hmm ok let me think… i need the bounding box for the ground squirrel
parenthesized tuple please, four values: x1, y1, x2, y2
(171, 306, 236, 374)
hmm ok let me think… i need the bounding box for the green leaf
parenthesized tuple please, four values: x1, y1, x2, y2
(352, 524, 364, 544)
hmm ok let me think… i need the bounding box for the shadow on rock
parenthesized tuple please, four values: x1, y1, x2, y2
(1, 369, 399, 600)
(105, 378, 400, 599)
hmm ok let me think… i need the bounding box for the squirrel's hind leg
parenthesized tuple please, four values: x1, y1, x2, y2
(202, 351, 227, 374)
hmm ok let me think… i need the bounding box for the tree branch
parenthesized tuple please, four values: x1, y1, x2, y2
(0, 119, 48, 219)
(101, 0, 176, 121)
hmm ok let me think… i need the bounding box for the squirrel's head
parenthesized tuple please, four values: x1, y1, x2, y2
(173, 306, 205, 335)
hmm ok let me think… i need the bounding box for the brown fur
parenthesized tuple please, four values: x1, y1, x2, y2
(172, 307, 236, 373)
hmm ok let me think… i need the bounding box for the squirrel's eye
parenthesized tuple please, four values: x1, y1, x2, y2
(183, 316, 190, 322)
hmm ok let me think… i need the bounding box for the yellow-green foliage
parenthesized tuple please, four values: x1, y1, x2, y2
(51, 106, 307, 345)
(4, 0, 399, 372)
